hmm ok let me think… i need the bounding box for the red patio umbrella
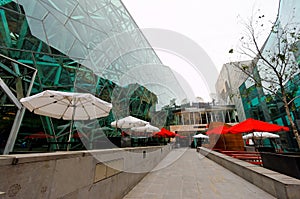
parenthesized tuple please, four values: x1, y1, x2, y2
(161, 128, 176, 137)
(206, 125, 230, 135)
(153, 131, 167, 138)
(25, 131, 54, 139)
(153, 128, 176, 138)
(224, 118, 289, 134)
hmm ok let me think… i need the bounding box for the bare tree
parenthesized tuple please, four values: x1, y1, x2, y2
(229, 5, 300, 148)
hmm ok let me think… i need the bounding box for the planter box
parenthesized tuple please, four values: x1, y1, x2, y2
(260, 152, 300, 179)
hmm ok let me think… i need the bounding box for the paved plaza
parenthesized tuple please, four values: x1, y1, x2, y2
(124, 148, 275, 199)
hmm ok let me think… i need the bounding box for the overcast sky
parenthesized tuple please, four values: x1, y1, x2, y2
(122, 0, 280, 101)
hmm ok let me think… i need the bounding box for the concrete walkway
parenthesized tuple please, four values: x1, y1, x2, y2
(124, 148, 275, 199)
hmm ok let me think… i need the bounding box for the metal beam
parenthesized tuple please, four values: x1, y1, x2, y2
(0, 62, 18, 77)
(1, 53, 38, 154)
(3, 69, 37, 154)
(14, 20, 28, 57)
(0, 77, 22, 109)
(3, 107, 25, 154)
(0, 9, 12, 48)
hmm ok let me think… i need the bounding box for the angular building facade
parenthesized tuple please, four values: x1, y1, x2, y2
(215, 60, 255, 122)
(216, 0, 300, 150)
(0, 0, 188, 153)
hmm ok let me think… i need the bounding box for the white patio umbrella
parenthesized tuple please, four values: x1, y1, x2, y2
(192, 134, 209, 139)
(20, 90, 112, 149)
(131, 124, 160, 133)
(242, 132, 280, 139)
(111, 116, 148, 129)
(20, 90, 112, 120)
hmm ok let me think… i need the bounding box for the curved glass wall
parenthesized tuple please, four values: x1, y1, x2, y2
(0, 0, 189, 153)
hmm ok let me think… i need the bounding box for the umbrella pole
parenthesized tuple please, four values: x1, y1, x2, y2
(49, 117, 59, 150)
(67, 103, 76, 151)
(67, 120, 73, 151)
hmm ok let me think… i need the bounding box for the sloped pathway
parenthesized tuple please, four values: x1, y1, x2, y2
(124, 148, 275, 199)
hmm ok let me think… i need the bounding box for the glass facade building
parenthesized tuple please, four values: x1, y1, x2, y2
(238, 0, 300, 149)
(0, 0, 188, 153)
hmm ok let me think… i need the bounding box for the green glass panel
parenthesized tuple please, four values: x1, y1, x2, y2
(0, 0, 12, 6)
(274, 118, 284, 126)
(294, 91, 300, 108)
(251, 97, 259, 106)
